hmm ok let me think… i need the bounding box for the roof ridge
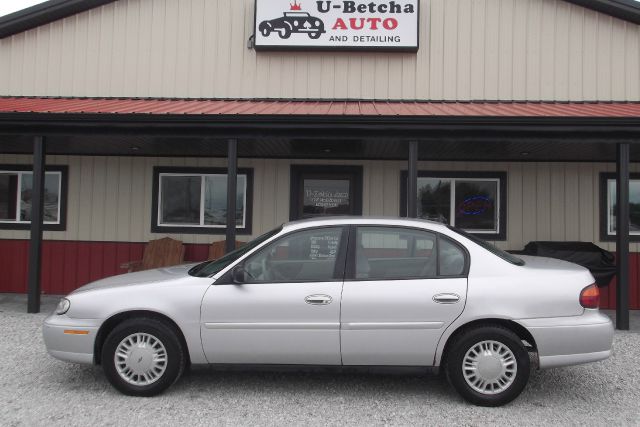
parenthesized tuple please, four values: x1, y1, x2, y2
(2, 96, 640, 105)
(1, 0, 639, 39)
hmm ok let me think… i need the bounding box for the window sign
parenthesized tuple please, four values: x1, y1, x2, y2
(290, 165, 363, 220)
(417, 177, 499, 234)
(254, 0, 419, 51)
(243, 227, 344, 282)
(400, 171, 506, 240)
(303, 179, 351, 216)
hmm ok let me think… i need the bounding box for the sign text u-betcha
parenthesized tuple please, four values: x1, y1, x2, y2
(316, 1, 415, 14)
(253, 0, 419, 51)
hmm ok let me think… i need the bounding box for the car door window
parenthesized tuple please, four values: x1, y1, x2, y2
(355, 227, 438, 280)
(243, 227, 344, 283)
(439, 237, 466, 276)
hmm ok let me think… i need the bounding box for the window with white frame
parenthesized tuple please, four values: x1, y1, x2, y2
(0, 167, 65, 227)
(402, 172, 507, 240)
(601, 173, 640, 239)
(153, 167, 252, 233)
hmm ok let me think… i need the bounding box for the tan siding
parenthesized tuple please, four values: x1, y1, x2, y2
(0, 154, 638, 252)
(2, 0, 639, 100)
(506, 162, 524, 249)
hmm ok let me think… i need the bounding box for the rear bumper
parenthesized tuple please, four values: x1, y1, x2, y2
(518, 310, 614, 369)
(43, 314, 101, 365)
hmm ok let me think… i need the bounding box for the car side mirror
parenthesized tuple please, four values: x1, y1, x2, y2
(231, 265, 247, 284)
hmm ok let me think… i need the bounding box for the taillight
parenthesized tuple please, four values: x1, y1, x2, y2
(579, 284, 600, 309)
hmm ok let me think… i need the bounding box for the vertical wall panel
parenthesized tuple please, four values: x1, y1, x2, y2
(564, 163, 580, 241)
(535, 162, 552, 240)
(549, 162, 566, 241)
(578, 163, 595, 242)
(497, 0, 514, 100)
(554, 1, 570, 100)
(469, 0, 487, 100)
(539, 0, 557, 100)
(506, 163, 524, 250)
(567, 6, 584, 100)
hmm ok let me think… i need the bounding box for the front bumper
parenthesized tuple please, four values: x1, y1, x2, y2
(518, 310, 614, 369)
(43, 313, 101, 365)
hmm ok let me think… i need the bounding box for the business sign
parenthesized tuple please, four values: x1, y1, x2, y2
(254, 0, 419, 51)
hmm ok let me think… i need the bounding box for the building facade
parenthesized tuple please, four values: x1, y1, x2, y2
(1, 0, 640, 310)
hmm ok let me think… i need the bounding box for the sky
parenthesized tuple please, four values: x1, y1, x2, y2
(0, 0, 48, 17)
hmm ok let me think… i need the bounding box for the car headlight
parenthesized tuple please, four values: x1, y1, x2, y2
(55, 298, 70, 315)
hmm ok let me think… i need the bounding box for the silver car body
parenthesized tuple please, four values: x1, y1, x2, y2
(43, 217, 614, 370)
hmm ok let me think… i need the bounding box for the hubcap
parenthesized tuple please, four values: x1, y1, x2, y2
(114, 333, 168, 386)
(462, 340, 517, 395)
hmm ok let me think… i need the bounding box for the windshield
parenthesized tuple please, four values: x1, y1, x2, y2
(447, 226, 525, 266)
(188, 225, 283, 277)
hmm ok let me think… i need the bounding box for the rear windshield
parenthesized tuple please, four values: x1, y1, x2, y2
(447, 226, 525, 266)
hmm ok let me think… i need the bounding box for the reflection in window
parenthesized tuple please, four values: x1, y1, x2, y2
(160, 176, 201, 225)
(439, 237, 466, 276)
(204, 175, 246, 226)
(243, 227, 343, 282)
(158, 172, 248, 229)
(356, 227, 438, 280)
(0, 170, 62, 224)
(416, 176, 500, 235)
(606, 179, 640, 235)
(418, 178, 451, 224)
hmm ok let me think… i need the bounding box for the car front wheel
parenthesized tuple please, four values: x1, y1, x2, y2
(102, 317, 186, 396)
(445, 325, 530, 406)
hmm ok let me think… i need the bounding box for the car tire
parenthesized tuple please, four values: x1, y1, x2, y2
(445, 325, 530, 407)
(280, 26, 291, 39)
(102, 317, 186, 397)
(261, 27, 270, 37)
(308, 32, 321, 39)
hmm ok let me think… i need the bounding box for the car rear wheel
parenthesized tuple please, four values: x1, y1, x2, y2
(308, 32, 321, 39)
(102, 317, 186, 397)
(280, 26, 291, 39)
(445, 325, 530, 406)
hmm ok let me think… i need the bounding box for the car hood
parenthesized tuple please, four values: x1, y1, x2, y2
(70, 263, 198, 294)
(517, 255, 589, 272)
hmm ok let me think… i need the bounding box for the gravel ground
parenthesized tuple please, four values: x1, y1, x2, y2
(1, 298, 639, 427)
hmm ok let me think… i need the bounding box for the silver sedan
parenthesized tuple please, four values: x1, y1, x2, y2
(43, 217, 614, 406)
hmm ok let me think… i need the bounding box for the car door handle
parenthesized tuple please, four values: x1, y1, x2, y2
(305, 294, 333, 305)
(432, 293, 460, 304)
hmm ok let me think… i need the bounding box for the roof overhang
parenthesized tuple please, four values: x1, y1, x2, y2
(564, 0, 640, 24)
(1, 97, 640, 139)
(0, 97, 639, 161)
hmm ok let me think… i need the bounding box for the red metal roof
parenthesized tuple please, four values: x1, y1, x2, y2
(1, 97, 640, 118)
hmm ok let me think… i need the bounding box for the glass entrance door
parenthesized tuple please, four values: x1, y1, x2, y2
(290, 165, 363, 220)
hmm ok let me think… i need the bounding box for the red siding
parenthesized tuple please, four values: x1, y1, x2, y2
(3, 97, 640, 118)
(0, 239, 639, 309)
(0, 240, 207, 295)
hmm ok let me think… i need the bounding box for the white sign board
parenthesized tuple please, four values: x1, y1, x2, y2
(254, 0, 419, 51)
